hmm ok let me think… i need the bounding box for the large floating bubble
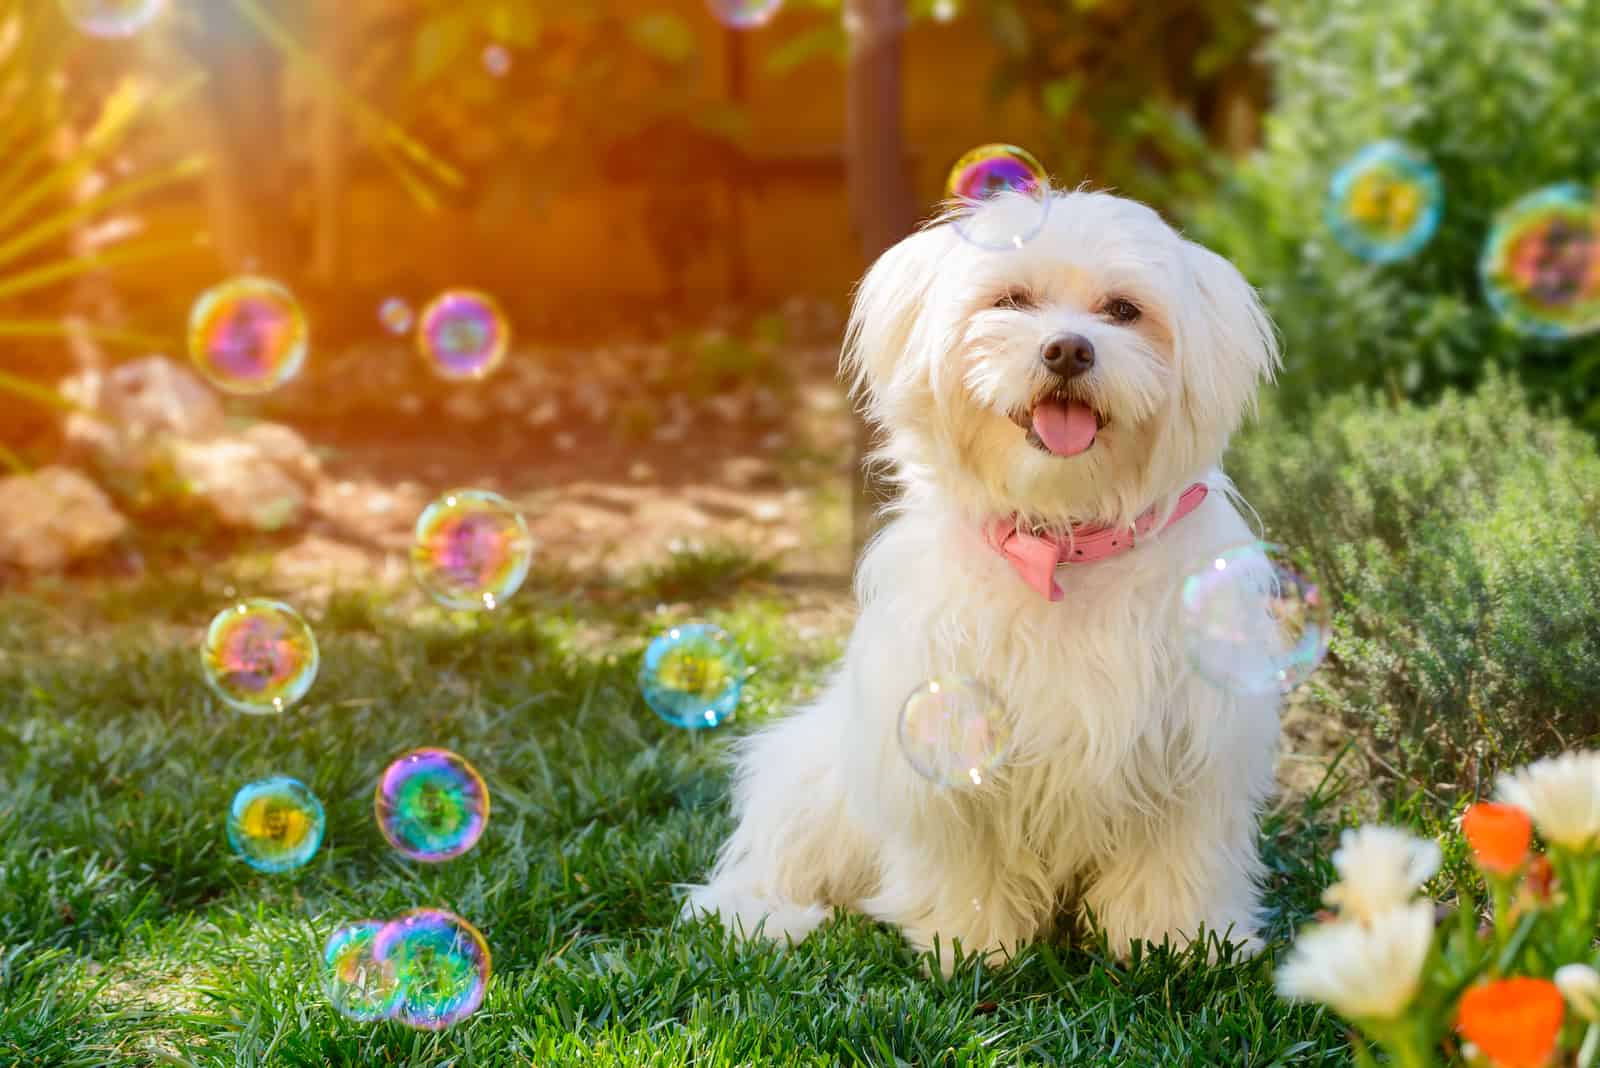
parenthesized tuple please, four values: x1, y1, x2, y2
(1325, 142, 1443, 264)
(638, 623, 744, 730)
(1180, 542, 1331, 697)
(372, 909, 491, 1031)
(417, 289, 510, 380)
(323, 921, 402, 1022)
(1480, 183, 1600, 339)
(375, 748, 489, 863)
(945, 144, 1050, 251)
(202, 599, 319, 714)
(226, 776, 325, 873)
(188, 277, 309, 395)
(898, 677, 1011, 788)
(410, 489, 534, 610)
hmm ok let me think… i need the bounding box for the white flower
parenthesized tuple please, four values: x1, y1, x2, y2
(1321, 826, 1442, 923)
(1497, 752, 1600, 852)
(1556, 963, 1600, 1021)
(1277, 902, 1435, 1021)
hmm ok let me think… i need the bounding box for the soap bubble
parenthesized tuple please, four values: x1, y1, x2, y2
(188, 276, 309, 394)
(1325, 142, 1443, 263)
(482, 43, 512, 77)
(1480, 183, 1600, 339)
(898, 677, 1011, 787)
(410, 489, 533, 610)
(375, 748, 489, 863)
(202, 599, 319, 714)
(708, 0, 782, 29)
(945, 143, 1050, 251)
(323, 921, 402, 1022)
(638, 623, 743, 729)
(417, 289, 510, 380)
(226, 776, 325, 873)
(379, 298, 414, 335)
(372, 909, 491, 1031)
(60, 0, 163, 37)
(1180, 542, 1331, 696)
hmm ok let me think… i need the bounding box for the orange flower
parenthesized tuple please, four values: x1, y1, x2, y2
(1462, 803, 1533, 876)
(1524, 854, 1557, 902)
(1456, 978, 1564, 1068)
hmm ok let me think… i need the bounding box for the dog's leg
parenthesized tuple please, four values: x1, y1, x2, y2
(859, 834, 1048, 976)
(1080, 777, 1267, 959)
(681, 675, 872, 944)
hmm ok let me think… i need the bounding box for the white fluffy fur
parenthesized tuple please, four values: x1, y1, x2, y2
(684, 189, 1283, 973)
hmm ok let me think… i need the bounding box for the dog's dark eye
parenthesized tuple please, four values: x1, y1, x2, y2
(993, 288, 1036, 311)
(1101, 297, 1141, 323)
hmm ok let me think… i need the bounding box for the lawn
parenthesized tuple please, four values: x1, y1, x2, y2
(0, 544, 1367, 1067)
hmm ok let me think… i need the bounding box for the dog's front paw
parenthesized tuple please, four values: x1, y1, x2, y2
(680, 884, 831, 945)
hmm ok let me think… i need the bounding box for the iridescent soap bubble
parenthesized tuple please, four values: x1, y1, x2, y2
(226, 776, 325, 873)
(410, 489, 533, 610)
(202, 599, 319, 714)
(898, 677, 1011, 788)
(188, 276, 309, 394)
(375, 748, 489, 862)
(708, 0, 782, 29)
(638, 623, 744, 729)
(59, 0, 164, 37)
(482, 43, 512, 77)
(1480, 183, 1600, 339)
(417, 289, 510, 380)
(323, 921, 402, 1022)
(945, 143, 1050, 251)
(372, 909, 491, 1031)
(379, 297, 414, 335)
(1180, 542, 1331, 697)
(1325, 142, 1443, 264)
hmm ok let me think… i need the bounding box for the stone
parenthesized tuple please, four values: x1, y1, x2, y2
(87, 357, 226, 440)
(0, 466, 128, 572)
(170, 424, 321, 532)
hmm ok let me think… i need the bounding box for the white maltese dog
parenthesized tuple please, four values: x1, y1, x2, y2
(685, 189, 1282, 972)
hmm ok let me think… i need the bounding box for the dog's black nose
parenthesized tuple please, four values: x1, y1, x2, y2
(1041, 333, 1095, 378)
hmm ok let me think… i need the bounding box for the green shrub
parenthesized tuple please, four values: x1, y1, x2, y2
(1189, 0, 1600, 431)
(1228, 373, 1600, 788)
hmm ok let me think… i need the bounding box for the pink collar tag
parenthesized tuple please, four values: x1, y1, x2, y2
(983, 483, 1210, 601)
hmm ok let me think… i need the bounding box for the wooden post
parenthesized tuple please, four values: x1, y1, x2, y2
(844, 0, 917, 561)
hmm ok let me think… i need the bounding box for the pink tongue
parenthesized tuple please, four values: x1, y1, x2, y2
(1031, 399, 1098, 457)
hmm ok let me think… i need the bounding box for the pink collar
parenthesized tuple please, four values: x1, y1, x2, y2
(983, 483, 1210, 601)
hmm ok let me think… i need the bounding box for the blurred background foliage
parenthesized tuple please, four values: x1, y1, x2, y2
(1189, 0, 1600, 432)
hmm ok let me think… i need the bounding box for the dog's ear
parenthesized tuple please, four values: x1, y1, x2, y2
(1172, 239, 1280, 424)
(842, 225, 949, 423)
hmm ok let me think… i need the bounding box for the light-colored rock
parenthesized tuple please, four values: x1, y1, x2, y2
(170, 426, 320, 531)
(95, 357, 226, 439)
(0, 466, 128, 571)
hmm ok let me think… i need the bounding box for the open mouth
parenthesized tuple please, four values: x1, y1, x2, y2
(1010, 390, 1108, 458)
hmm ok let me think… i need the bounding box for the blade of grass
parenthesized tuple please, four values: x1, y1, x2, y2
(0, 233, 210, 303)
(0, 154, 206, 271)
(0, 319, 173, 350)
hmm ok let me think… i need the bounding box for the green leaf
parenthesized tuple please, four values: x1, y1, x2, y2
(413, 10, 475, 84)
(764, 23, 848, 75)
(628, 12, 696, 66)
(1042, 76, 1083, 121)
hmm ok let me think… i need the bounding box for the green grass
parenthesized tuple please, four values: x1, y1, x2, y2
(0, 549, 1359, 1067)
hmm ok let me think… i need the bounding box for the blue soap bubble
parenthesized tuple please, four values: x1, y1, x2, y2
(945, 143, 1051, 252)
(638, 623, 744, 729)
(1325, 142, 1443, 264)
(226, 776, 325, 873)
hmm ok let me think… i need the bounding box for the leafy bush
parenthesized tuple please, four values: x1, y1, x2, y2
(1190, 0, 1600, 431)
(1228, 373, 1600, 789)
